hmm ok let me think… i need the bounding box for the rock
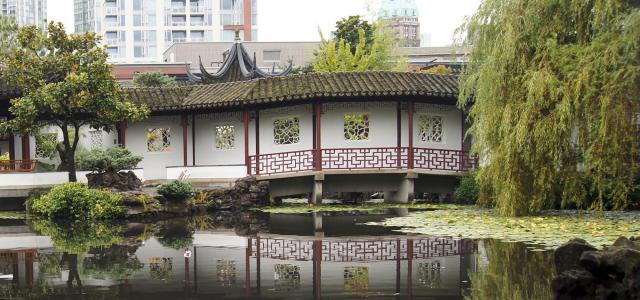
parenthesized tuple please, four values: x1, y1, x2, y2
(87, 171, 142, 191)
(555, 238, 597, 273)
(200, 176, 270, 211)
(553, 237, 640, 300)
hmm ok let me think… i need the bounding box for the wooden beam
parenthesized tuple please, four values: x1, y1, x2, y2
(21, 135, 30, 161)
(243, 110, 250, 174)
(181, 115, 188, 167)
(255, 110, 260, 175)
(314, 101, 322, 171)
(117, 121, 127, 147)
(396, 101, 402, 168)
(192, 114, 196, 166)
(8, 134, 15, 161)
(408, 101, 414, 169)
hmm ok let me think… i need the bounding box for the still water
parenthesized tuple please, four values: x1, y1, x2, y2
(0, 210, 555, 299)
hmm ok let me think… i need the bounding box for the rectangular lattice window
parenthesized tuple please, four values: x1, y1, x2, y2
(89, 130, 103, 150)
(273, 117, 300, 145)
(215, 124, 235, 150)
(344, 113, 370, 141)
(147, 128, 171, 152)
(35, 133, 57, 159)
(419, 115, 443, 143)
(344, 266, 369, 291)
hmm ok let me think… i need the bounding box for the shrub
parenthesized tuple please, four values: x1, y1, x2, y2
(30, 182, 127, 219)
(157, 180, 194, 202)
(77, 147, 143, 173)
(454, 174, 480, 204)
(0, 152, 9, 161)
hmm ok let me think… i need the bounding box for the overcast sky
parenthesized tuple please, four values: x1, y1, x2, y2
(47, 0, 481, 46)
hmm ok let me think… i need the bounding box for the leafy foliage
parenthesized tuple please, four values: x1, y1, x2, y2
(0, 15, 18, 56)
(0, 152, 9, 161)
(457, 0, 640, 216)
(76, 147, 143, 173)
(370, 208, 640, 249)
(454, 174, 480, 204)
(0, 22, 148, 182)
(157, 180, 194, 202)
(30, 182, 127, 220)
(332, 16, 375, 54)
(29, 219, 126, 253)
(132, 72, 177, 87)
(157, 221, 194, 250)
(313, 20, 406, 72)
(418, 65, 453, 75)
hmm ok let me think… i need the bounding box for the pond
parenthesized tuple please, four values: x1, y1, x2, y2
(0, 209, 557, 299)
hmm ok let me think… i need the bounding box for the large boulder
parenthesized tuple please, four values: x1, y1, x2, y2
(202, 176, 270, 210)
(555, 238, 597, 273)
(86, 171, 142, 191)
(552, 237, 640, 300)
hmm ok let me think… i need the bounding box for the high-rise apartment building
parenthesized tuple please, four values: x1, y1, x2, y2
(0, 0, 46, 28)
(379, 0, 420, 47)
(74, 0, 257, 63)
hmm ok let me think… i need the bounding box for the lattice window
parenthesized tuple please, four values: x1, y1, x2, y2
(147, 128, 171, 152)
(89, 130, 103, 150)
(274, 264, 300, 291)
(418, 261, 442, 288)
(216, 260, 236, 287)
(344, 113, 370, 141)
(35, 133, 57, 159)
(419, 115, 443, 143)
(344, 266, 369, 291)
(273, 117, 300, 145)
(215, 125, 235, 150)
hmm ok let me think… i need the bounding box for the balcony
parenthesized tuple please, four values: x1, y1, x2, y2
(104, 6, 118, 15)
(189, 6, 206, 13)
(190, 36, 204, 42)
(104, 21, 120, 27)
(105, 38, 119, 45)
(171, 21, 187, 26)
(249, 147, 478, 176)
(171, 6, 186, 13)
(172, 37, 187, 43)
(190, 21, 205, 26)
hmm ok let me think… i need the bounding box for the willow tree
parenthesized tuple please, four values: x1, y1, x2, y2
(458, 0, 640, 216)
(0, 22, 148, 182)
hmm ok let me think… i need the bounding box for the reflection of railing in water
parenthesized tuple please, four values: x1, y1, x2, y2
(250, 237, 476, 262)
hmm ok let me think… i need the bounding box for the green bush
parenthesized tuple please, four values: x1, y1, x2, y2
(454, 174, 480, 204)
(30, 182, 127, 219)
(157, 180, 194, 202)
(77, 147, 143, 173)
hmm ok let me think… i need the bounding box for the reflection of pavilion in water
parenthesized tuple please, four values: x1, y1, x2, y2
(0, 212, 478, 299)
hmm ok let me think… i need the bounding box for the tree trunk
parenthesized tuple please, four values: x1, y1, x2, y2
(66, 149, 77, 182)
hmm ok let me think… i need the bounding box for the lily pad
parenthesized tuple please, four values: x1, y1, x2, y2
(255, 203, 466, 214)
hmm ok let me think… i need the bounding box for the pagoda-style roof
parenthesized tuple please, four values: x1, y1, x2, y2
(187, 34, 293, 84)
(127, 71, 460, 113)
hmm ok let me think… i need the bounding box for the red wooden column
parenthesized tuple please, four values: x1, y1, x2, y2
(313, 101, 322, 170)
(312, 239, 322, 299)
(407, 101, 415, 169)
(181, 115, 189, 167)
(117, 121, 127, 147)
(243, 110, 250, 175)
(407, 238, 414, 298)
(245, 237, 252, 297)
(21, 135, 30, 161)
(396, 101, 402, 168)
(8, 133, 15, 161)
(255, 110, 260, 175)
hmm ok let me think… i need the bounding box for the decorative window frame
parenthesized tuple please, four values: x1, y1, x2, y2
(272, 116, 301, 146)
(35, 132, 58, 159)
(146, 127, 172, 153)
(214, 123, 236, 151)
(88, 129, 104, 150)
(343, 112, 371, 142)
(418, 114, 445, 144)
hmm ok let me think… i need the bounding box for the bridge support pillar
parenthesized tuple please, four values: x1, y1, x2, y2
(384, 172, 416, 204)
(309, 173, 324, 205)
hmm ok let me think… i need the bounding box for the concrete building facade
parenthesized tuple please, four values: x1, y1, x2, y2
(0, 0, 46, 28)
(379, 0, 420, 47)
(74, 0, 258, 63)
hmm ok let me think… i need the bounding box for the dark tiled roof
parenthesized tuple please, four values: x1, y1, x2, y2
(128, 71, 459, 112)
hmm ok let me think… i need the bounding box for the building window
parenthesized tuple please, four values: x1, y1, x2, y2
(215, 125, 235, 150)
(344, 113, 370, 141)
(273, 117, 300, 145)
(216, 260, 236, 286)
(147, 128, 171, 152)
(263, 50, 281, 61)
(418, 115, 443, 143)
(89, 130, 103, 150)
(35, 133, 57, 159)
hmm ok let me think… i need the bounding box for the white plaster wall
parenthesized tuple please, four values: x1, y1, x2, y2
(414, 103, 462, 151)
(166, 165, 247, 180)
(0, 169, 143, 187)
(193, 112, 245, 166)
(259, 104, 313, 154)
(321, 102, 399, 149)
(126, 115, 191, 180)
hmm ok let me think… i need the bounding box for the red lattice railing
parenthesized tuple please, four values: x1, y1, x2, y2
(413, 148, 477, 171)
(322, 147, 408, 170)
(250, 150, 315, 175)
(249, 148, 477, 176)
(0, 160, 36, 173)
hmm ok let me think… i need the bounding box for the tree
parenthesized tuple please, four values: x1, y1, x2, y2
(313, 21, 406, 72)
(332, 16, 375, 54)
(418, 65, 453, 75)
(0, 22, 148, 182)
(133, 72, 177, 87)
(0, 15, 18, 56)
(457, 0, 640, 216)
